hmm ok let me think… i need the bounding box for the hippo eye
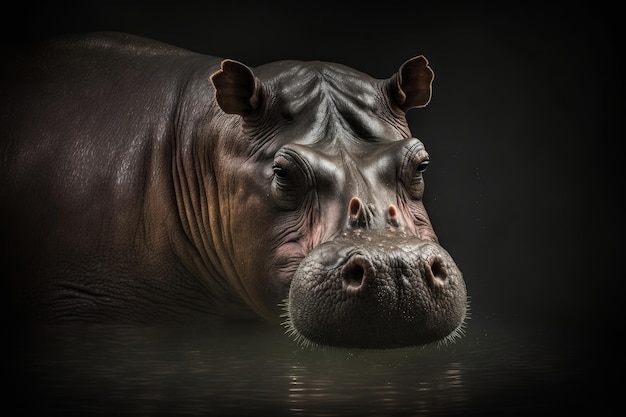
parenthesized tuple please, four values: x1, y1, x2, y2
(272, 164, 289, 178)
(271, 154, 309, 210)
(401, 144, 429, 199)
(416, 159, 429, 173)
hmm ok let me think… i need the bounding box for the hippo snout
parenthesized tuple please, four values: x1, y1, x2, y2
(341, 247, 450, 293)
(285, 230, 467, 349)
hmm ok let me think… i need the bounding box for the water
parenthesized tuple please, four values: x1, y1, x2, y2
(7, 317, 599, 416)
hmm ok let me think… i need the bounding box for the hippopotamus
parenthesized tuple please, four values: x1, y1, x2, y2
(0, 32, 467, 349)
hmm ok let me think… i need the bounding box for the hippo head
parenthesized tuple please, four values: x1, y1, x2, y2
(209, 56, 467, 349)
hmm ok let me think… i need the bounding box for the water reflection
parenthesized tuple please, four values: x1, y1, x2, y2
(7, 318, 593, 416)
(285, 353, 466, 416)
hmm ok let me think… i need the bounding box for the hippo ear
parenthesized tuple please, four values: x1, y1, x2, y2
(388, 55, 434, 112)
(210, 59, 262, 116)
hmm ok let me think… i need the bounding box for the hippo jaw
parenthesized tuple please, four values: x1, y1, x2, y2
(282, 229, 468, 349)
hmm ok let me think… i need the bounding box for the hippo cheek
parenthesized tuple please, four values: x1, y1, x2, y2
(285, 237, 467, 349)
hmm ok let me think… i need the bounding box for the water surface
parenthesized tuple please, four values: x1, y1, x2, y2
(7, 317, 598, 416)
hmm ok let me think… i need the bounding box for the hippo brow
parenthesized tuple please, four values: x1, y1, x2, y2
(278, 64, 386, 142)
(279, 64, 377, 116)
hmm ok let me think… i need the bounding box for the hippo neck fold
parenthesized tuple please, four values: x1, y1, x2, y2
(169, 72, 257, 318)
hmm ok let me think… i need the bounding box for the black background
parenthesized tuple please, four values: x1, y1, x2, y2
(3, 0, 620, 404)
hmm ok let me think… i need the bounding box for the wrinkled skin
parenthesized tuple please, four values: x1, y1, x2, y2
(0, 32, 466, 348)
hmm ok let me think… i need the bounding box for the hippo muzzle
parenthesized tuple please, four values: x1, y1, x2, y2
(285, 229, 467, 349)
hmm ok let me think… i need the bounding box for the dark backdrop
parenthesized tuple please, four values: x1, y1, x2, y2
(3, 0, 619, 380)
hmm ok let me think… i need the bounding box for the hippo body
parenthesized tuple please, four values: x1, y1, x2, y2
(0, 32, 466, 348)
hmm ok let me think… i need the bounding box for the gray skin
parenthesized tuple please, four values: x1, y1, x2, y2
(0, 32, 466, 348)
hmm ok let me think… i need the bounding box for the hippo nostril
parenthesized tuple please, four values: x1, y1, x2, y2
(387, 204, 400, 227)
(348, 197, 371, 229)
(342, 260, 365, 291)
(427, 257, 448, 288)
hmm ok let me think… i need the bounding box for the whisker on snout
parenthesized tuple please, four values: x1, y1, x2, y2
(436, 295, 471, 348)
(278, 299, 317, 349)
